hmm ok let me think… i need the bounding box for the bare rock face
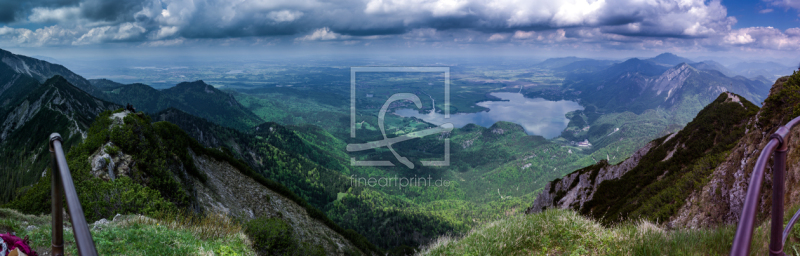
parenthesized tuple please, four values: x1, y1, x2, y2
(88, 112, 135, 181)
(526, 141, 655, 214)
(650, 63, 694, 99)
(187, 149, 361, 255)
(88, 141, 133, 181)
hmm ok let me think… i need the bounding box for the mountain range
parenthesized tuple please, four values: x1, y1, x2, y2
(0, 49, 382, 255)
(0, 74, 119, 203)
(91, 79, 264, 131)
(0, 49, 102, 97)
(0, 47, 796, 255)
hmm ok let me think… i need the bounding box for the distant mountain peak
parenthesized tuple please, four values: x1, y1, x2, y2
(44, 74, 69, 84)
(0, 48, 102, 98)
(98, 78, 263, 131)
(647, 53, 693, 66)
(655, 52, 679, 58)
(176, 80, 207, 87)
(174, 80, 216, 93)
(673, 62, 694, 70)
(622, 57, 643, 63)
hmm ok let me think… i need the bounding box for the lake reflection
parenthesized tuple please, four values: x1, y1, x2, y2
(394, 92, 583, 139)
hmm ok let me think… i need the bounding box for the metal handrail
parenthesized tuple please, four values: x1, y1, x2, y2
(731, 116, 800, 256)
(49, 133, 98, 256)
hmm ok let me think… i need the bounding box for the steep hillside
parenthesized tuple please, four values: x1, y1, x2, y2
(98, 79, 264, 130)
(4, 109, 379, 255)
(154, 107, 350, 210)
(155, 107, 471, 250)
(0, 76, 119, 203)
(0, 48, 102, 97)
(528, 92, 759, 225)
(670, 71, 800, 228)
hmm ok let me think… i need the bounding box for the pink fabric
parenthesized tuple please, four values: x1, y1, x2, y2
(0, 233, 36, 256)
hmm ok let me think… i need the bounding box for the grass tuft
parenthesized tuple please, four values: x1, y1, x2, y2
(0, 207, 255, 256)
(418, 209, 778, 256)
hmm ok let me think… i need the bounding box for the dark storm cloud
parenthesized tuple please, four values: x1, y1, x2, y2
(332, 27, 408, 36)
(79, 0, 147, 22)
(0, 0, 80, 23)
(0, 1, 20, 23)
(4, 0, 737, 39)
(0, 0, 798, 53)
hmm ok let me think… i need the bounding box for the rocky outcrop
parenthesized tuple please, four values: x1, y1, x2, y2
(668, 75, 800, 229)
(527, 90, 760, 224)
(650, 63, 694, 99)
(89, 141, 134, 181)
(526, 141, 655, 214)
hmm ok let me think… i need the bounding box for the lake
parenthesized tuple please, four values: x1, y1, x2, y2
(394, 92, 583, 139)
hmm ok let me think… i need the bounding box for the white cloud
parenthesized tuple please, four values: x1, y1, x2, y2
(549, 0, 605, 27)
(153, 26, 180, 39)
(786, 27, 800, 36)
(28, 7, 82, 24)
(0, 25, 80, 46)
(487, 33, 507, 41)
(724, 30, 755, 44)
(365, 0, 471, 17)
(723, 27, 800, 50)
(266, 10, 304, 23)
(73, 23, 146, 45)
(512, 30, 535, 39)
(759, 8, 774, 14)
(297, 27, 342, 41)
(0, 0, 794, 55)
(0, 26, 17, 36)
(767, 0, 800, 10)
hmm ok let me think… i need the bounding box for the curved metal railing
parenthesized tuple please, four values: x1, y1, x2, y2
(49, 133, 98, 256)
(731, 116, 800, 256)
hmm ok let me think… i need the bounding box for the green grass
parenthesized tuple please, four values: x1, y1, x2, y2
(419, 209, 775, 256)
(0, 208, 255, 256)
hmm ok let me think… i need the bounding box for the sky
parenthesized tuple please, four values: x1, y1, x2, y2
(0, 0, 799, 62)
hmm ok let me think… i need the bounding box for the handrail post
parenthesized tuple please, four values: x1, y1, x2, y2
(731, 117, 800, 255)
(731, 140, 779, 255)
(770, 141, 787, 256)
(771, 126, 791, 256)
(49, 133, 99, 256)
(50, 134, 64, 256)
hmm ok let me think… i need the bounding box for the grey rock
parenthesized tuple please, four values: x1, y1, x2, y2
(527, 141, 655, 214)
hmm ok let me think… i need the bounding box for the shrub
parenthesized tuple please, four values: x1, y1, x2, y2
(244, 216, 296, 255)
(104, 144, 120, 156)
